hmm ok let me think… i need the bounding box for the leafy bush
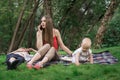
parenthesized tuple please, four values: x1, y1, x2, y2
(103, 6, 120, 47)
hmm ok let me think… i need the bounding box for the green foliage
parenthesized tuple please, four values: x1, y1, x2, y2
(51, 0, 108, 50)
(0, 0, 36, 52)
(0, 0, 120, 52)
(103, 6, 120, 47)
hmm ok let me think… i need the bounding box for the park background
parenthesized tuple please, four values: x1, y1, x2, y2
(0, 0, 120, 80)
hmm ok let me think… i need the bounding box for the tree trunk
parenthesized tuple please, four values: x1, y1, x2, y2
(17, 0, 40, 48)
(8, 0, 28, 52)
(94, 0, 118, 49)
(86, 13, 104, 34)
(78, 0, 92, 25)
(27, 15, 35, 48)
(43, 0, 52, 17)
(58, 0, 77, 30)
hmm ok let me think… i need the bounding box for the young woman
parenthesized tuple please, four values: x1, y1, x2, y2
(27, 15, 72, 70)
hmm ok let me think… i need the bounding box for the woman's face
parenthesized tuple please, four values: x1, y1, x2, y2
(41, 17, 46, 29)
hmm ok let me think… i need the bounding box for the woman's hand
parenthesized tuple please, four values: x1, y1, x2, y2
(38, 25, 43, 32)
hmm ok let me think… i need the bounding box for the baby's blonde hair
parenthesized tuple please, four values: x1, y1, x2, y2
(81, 38, 91, 51)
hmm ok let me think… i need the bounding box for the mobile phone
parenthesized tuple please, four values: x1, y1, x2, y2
(40, 25, 43, 30)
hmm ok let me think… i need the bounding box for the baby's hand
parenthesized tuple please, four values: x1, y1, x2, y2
(75, 62, 80, 66)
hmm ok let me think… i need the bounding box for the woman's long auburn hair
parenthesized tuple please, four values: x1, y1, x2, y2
(42, 15, 53, 46)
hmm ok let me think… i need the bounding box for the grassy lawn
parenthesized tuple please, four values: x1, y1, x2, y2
(0, 46, 120, 80)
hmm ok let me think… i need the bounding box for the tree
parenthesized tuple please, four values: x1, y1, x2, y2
(94, 0, 119, 48)
(8, 0, 28, 52)
(8, 0, 40, 52)
(43, 0, 52, 17)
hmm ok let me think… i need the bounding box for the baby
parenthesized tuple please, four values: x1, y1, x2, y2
(72, 37, 93, 66)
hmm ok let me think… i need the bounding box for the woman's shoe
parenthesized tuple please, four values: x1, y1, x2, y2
(33, 63, 43, 70)
(26, 64, 33, 69)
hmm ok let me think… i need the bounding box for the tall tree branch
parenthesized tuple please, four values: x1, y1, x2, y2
(58, 0, 77, 30)
(16, 0, 41, 48)
(94, 0, 119, 48)
(8, 0, 28, 52)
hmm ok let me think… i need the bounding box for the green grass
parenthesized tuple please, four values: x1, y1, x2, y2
(0, 46, 120, 80)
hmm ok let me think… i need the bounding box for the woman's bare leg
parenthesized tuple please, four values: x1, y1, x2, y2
(37, 47, 56, 66)
(27, 44, 50, 64)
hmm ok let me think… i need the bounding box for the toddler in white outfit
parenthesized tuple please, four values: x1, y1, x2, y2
(72, 37, 93, 66)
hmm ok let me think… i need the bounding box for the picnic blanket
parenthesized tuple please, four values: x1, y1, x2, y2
(93, 51, 118, 64)
(33, 51, 118, 67)
(60, 50, 118, 64)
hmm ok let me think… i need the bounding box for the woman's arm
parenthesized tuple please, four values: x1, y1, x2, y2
(36, 25, 43, 50)
(55, 29, 72, 55)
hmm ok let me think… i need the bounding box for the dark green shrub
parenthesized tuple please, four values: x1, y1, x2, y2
(103, 6, 120, 47)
